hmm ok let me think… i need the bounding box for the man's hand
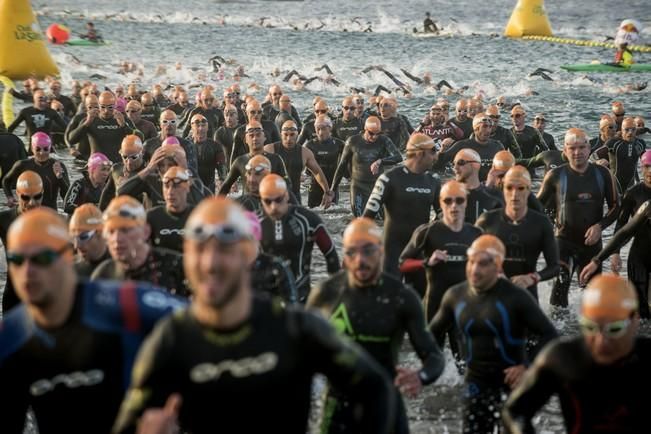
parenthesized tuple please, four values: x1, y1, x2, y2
(53, 161, 64, 179)
(610, 253, 622, 274)
(427, 250, 447, 266)
(504, 365, 526, 389)
(370, 159, 382, 175)
(511, 274, 535, 289)
(584, 223, 602, 246)
(321, 191, 334, 209)
(394, 367, 423, 398)
(579, 260, 599, 286)
(137, 393, 182, 434)
(84, 108, 98, 126)
(114, 110, 126, 127)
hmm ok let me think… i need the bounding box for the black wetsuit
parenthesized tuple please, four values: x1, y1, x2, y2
(297, 120, 317, 147)
(7, 106, 66, 140)
(68, 117, 131, 163)
(0, 207, 20, 312)
(190, 137, 226, 192)
(0, 280, 185, 434)
(490, 125, 516, 152)
(476, 209, 559, 299)
(65, 113, 91, 160)
(139, 108, 160, 130)
(304, 137, 345, 207)
(230, 121, 281, 165)
(263, 103, 302, 129)
(308, 271, 445, 434)
(518, 150, 565, 174)
(91, 247, 190, 297)
(142, 135, 199, 178)
(0, 133, 27, 183)
(464, 185, 503, 224)
(484, 186, 545, 214)
(332, 117, 362, 143)
(117, 172, 210, 209)
(180, 106, 223, 138)
(63, 172, 103, 215)
(510, 126, 548, 159)
(540, 130, 556, 151)
(213, 125, 237, 166)
(331, 134, 402, 216)
(2, 158, 70, 210)
(146, 205, 192, 253)
(166, 102, 193, 117)
(218, 151, 289, 195)
(363, 165, 441, 276)
(271, 142, 304, 201)
(259, 205, 340, 302)
(589, 135, 608, 155)
(605, 137, 646, 192)
(417, 121, 463, 146)
(449, 117, 473, 139)
(380, 116, 410, 151)
(74, 249, 111, 278)
(537, 164, 620, 307)
(504, 336, 651, 434)
(98, 162, 145, 210)
(430, 278, 557, 434)
(113, 296, 395, 434)
(132, 119, 157, 141)
(438, 136, 505, 181)
(252, 253, 298, 304)
(274, 110, 301, 133)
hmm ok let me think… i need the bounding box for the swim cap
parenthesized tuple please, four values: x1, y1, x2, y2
(126, 100, 142, 111)
(611, 101, 625, 115)
(406, 133, 437, 151)
(314, 99, 328, 111)
(69, 203, 103, 232)
(343, 217, 383, 246)
(115, 98, 127, 113)
(31, 132, 52, 150)
(259, 174, 288, 198)
(314, 115, 332, 128)
(511, 105, 526, 116)
(160, 142, 186, 160)
(245, 120, 263, 133)
(281, 120, 298, 131)
(245, 155, 272, 174)
(440, 180, 468, 199)
(16, 171, 44, 196)
(492, 150, 515, 171)
(162, 136, 180, 146)
(641, 150, 651, 166)
(485, 105, 500, 117)
(190, 114, 207, 124)
(98, 91, 115, 105)
(455, 99, 467, 110)
(120, 135, 143, 155)
(87, 152, 111, 171)
(564, 128, 588, 146)
(103, 196, 147, 230)
(635, 116, 645, 128)
(454, 148, 481, 164)
(472, 113, 490, 129)
(503, 165, 532, 188)
(467, 234, 506, 267)
(599, 115, 615, 129)
(244, 211, 262, 242)
(619, 19, 642, 33)
(622, 117, 636, 130)
(163, 166, 191, 183)
(365, 116, 381, 131)
(582, 274, 638, 320)
(7, 207, 70, 252)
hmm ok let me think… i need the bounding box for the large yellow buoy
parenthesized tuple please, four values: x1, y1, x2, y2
(0, 0, 59, 80)
(504, 0, 553, 37)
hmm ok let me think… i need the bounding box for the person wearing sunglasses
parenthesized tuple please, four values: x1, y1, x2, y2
(611, 100, 626, 132)
(114, 197, 394, 434)
(273, 94, 299, 134)
(447, 98, 473, 139)
(305, 115, 346, 208)
(258, 174, 339, 302)
(531, 112, 557, 151)
(144, 110, 199, 177)
(486, 104, 519, 153)
(188, 113, 226, 194)
(603, 117, 646, 194)
(431, 234, 557, 434)
(179, 88, 223, 138)
(68, 90, 133, 163)
(377, 96, 413, 152)
(3, 132, 70, 211)
(63, 152, 112, 215)
(7, 89, 67, 143)
(309, 217, 445, 434)
(124, 100, 157, 141)
(504, 273, 649, 434)
(476, 166, 559, 300)
(221, 87, 246, 125)
(537, 128, 620, 310)
(0, 207, 186, 434)
(213, 103, 240, 165)
(416, 103, 462, 148)
(332, 96, 363, 143)
(331, 116, 402, 217)
(146, 167, 193, 253)
(165, 88, 193, 117)
(363, 133, 441, 279)
(230, 99, 281, 164)
(0, 170, 44, 312)
(297, 99, 331, 146)
(589, 115, 617, 165)
(99, 135, 147, 210)
(139, 92, 161, 127)
(508, 105, 548, 161)
(64, 93, 98, 161)
(69, 203, 110, 278)
(264, 119, 332, 207)
(91, 195, 189, 297)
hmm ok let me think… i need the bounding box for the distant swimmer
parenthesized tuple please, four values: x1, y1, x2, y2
(80, 21, 103, 42)
(423, 12, 439, 34)
(528, 68, 554, 81)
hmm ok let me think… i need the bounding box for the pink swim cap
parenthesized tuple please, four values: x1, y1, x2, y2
(115, 97, 127, 113)
(87, 152, 111, 170)
(31, 132, 52, 149)
(162, 136, 180, 146)
(244, 211, 262, 242)
(641, 150, 651, 166)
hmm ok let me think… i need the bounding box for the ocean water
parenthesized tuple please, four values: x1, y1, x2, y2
(2, 0, 651, 432)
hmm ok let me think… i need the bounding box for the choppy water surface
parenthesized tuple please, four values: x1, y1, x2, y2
(2, 0, 650, 432)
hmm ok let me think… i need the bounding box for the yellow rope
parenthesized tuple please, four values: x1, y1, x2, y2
(521, 35, 651, 52)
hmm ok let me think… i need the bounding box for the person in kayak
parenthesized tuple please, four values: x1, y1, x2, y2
(80, 22, 103, 42)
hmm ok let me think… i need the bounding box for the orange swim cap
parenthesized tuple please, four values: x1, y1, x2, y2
(365, 116, 382, 132)
(245, 155, 271, 174)
(564, 128, 588, 146)
(342, 217, 383, 246)
(440, 180, 468, 199)
(582, 274, 638, 320)
(103, 196, 147, 230)
(69, 203, 104, 232)
(406, 133, 437, 152)
(258, 174, 287, 198)
(467, 235, 506, 267)
(503, 165, 531, 188)
(485, 105, 500, 117)
(7, 207, 70, 251)
(454, 148, 481, 164)
(472, 113, 490, 129)
(511, 105, 526, 116)
(599, 115, 615, 130)
(120, 135, 143, 155)
(16, 171, 44, 196)
(611, 101, 625, 115)
(163, 166, 191, 183)
(492, 150, 515, 171)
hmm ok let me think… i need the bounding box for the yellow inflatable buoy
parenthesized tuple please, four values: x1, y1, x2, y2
(0, 0, 59, 80)
(504, 0, 553, 37)
(0, 75, 15, 126)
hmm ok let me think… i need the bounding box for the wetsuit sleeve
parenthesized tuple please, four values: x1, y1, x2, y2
(380, 138, 402, 166)
(331, 139, 353, 191)
(535, 169, 556, 208)
(68, 118, 90, 145)
(428, 287, 456, 336)
(597, 166, 620, 230)
(614, 189, 637, 233)
(217, 165, 240, 195)
(517, 289, 558, 354)
(99, 175, 116, 210)
(537, 216, 560, 282)
(6, 110, 24, 133)
(63, 179, 83, 214)
(402, 289, 445, 384)
(595, 201, 651, 263)
(50, 109, 67, 132)
(363, 173, 390, 219)
(117, 174, 151, 200)
(0, 366, 29, 434)
(2, 160, 23, 198)
(275, 258, 298, 304)
(57, 162, 71, 201)
(398, 224, 429, 272)
(314, 225, 340, 274)
(296, 310, 396, 434)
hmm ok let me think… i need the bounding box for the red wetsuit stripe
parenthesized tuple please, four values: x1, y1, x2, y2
(314, 226, 334, 254)
(567, 386, 582, 434)
(119, 281, 141, 333)
(400, 259, 425, 273)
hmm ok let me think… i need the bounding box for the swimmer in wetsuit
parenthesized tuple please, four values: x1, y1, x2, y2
(91, 196, 190, 297)
(331, 116, 403, 216)
(476, 166, 559, 300)
(258, 175, 340, 302)
(113, 197, 395, 434)
(537, 128, 620, 309)
(0, 207, 185, 434)
(605, 117, 646, 193)
(416, 103, 463, 148)
(430, 235, 558, 434)
(590, 115, 617, 159)
(363, 133, 441, 277)
(308, 217, 445, 434)
(332, 96, 363, 143)
(213, 104, 240, 164)
(69, 204, 111, 278)
(99, 135, 147, 210)
(517, 149, 566, 174)
(305, 115, 346, 208)
(7, 90, 67, 143)
(508, 105, 548, 160)
(231, 100, 281, 164)
(504, 274, 651, 434)
(448, 99, 473, 139)
(452, 148, 503, 224)
(63, 152, 111, 215)
(485, 151, 545, 213)
(187, 113, 226, 193)
(142, 110, 199, 177)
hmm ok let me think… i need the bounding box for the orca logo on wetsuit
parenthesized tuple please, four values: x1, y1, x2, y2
(405, 187, 432, 194)
(190, 352, 279, 383)
(160, 228, 184, 236)
(30, 370, 105, 396)
(96, 124, 120, 130)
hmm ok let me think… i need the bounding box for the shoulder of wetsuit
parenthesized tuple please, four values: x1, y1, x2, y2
(526, 208, 553, 222)
(0, 304, 35, 363)
(79, 280, 187, 334)
(146, 204, 167, 219)
(464, 222, 484, 236)
(634, 199, 651, 217)
(308, 270, 347, 309)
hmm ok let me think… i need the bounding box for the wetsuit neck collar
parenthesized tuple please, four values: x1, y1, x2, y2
(470, 277, 500, 295)
(504, 207, 528, 224)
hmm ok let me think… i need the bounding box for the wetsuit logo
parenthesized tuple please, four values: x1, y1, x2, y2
(190, 352, 279, 383)
(330, 303, 354, 335)
(31, 114, 48, 128)
(405, 187, 431, 194)
(142, 291, 186, 310)
(30, 370, 105, 396)
(160, 228, 184, 235)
